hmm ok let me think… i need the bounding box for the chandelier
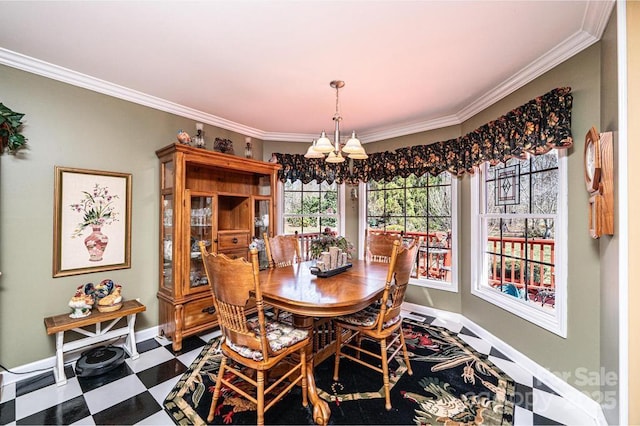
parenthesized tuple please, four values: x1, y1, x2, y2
(304, 80, 368, 163)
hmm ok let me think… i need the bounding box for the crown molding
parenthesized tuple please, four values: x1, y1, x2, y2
(455, 29, 598, 123)
(0, 48, 267, 140)
(0, 0, 615, 145)
(582, 0, 616, 39)
(356, 114, 462, 143)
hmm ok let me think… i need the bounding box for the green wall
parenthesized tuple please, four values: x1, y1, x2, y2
(0, 40, 611, 398)
(0, 64, 260, 368)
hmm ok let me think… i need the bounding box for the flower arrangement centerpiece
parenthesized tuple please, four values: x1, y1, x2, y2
(309, 230, 354, 260)
(70, 183, 120, 261)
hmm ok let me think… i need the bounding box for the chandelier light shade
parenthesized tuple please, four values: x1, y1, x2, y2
(304, 139, 325, 158)
(307, 80, 368, 163)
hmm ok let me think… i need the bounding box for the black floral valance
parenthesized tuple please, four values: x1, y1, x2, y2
(273, 87, 573, 184)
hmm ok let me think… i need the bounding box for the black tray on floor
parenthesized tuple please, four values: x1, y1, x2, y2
(309, 263, 352, 278)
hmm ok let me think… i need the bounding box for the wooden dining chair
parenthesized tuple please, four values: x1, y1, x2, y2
(263, 233, 302, 268)
(332, 238, 418, 410)
(198, 242, 310, 426)
(365, 230, 403, 262)
(262, 233, 302, 320)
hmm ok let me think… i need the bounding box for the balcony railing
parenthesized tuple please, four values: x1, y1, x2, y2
(486, 236, 556, 305)
(293, 230, 555, 297)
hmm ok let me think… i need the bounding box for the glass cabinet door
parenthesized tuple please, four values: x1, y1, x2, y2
(189, 195, 213, 289)
(253, 196, 271, 270)
(161, 195, 173, 290)
(253, 197, 271, 238)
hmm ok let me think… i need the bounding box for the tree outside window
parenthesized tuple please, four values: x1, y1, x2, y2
(283, 180, 339, 235)
(366, 173, 455, 288)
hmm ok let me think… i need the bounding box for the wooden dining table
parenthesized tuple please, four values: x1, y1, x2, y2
(258, 259, 390, 426)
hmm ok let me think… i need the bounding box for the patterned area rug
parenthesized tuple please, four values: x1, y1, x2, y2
(164, 319, 515, 425)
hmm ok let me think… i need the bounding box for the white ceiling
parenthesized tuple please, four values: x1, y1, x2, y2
(0, 1, 614, 143)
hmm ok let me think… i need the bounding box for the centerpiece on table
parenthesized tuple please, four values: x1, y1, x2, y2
(309, 230, 354, 277)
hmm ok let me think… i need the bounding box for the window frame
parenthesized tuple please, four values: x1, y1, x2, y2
(278, 180, 345, 236)
(470, 151, 568, 337)
(361, 174, 458, 293)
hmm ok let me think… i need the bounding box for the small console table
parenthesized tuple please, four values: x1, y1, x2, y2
(44, 299, 146, 386)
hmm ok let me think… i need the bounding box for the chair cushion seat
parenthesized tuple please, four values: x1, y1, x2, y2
(336, 304, 401, 329)
(226, 319, 308, 361)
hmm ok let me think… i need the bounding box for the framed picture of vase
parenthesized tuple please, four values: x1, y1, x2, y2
(53, 166, 132, 277)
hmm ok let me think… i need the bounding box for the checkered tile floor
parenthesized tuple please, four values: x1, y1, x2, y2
(1, 310, 597, 425)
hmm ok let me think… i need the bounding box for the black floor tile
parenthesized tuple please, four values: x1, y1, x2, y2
(458, 326, 479, 338)
(91, 391, 161, 425)
(136, 358, 187, 389)
(488, 346, 512, 361)
(16, 395, 90, 425)
(534, 377, 560, 396)
(15, 366, 71, 397)
(137, 338, 162, 354)
(407, 312, 436, 324)
(0, 398, 15, 425)
(514, 382, 534, 411)
(533, 412, 565, 425)
(163, 335, 207, 356)
(77, 362, 134, 393)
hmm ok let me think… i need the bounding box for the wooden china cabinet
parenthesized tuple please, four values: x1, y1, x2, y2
(156, 143, 280, 351)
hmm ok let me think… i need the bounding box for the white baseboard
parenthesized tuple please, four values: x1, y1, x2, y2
(402, 302, 607, 426)
(0, 326, 159, 387)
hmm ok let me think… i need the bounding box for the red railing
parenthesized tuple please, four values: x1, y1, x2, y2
(293, 230, 555, 292)
(487, 236, 556, 292)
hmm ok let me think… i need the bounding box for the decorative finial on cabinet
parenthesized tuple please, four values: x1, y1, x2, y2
(244, 137, 253, 159)
(194, 123, 205, 148)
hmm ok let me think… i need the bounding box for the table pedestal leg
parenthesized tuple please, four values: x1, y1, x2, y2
(293, 314, 330, 425)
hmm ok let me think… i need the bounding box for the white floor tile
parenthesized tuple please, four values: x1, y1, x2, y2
(0, 382, 15, 403)
(70, 414, 96, 425)
(533, 388, 598, 425)
(199, 329, 222, 342)
(147, 375, 181, 406)
(15, 378, 83, 419)
(135, 408, 174, 425)
(83, 375, 147, 414)
(153, 335, 172, 346)
(176, 346, 204, 368)
(403, 312, 430, 322)
(125, 346, 175, 373)
(489, 356, 534, 387)
(430, 317, 463, 333)
(513, 405, 534, 425)
(458, 333, 493, 355)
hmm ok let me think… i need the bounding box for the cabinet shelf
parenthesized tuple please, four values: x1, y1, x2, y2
(157, 143, 280, 351)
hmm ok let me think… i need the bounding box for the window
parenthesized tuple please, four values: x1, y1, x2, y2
(365, 173, 457, 291)
(282, 180, 342, 236)
(471, 150, 567, 337)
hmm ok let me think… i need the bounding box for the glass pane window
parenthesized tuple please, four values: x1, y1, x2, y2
(366, 173, 457, 291)
(473, 150, 567, 337)
(283, 179, 339, 236)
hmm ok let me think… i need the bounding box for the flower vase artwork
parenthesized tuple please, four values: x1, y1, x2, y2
(70, 183, 120, 262)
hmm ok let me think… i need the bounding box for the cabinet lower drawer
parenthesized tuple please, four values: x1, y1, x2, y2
(183, 297, 217, 329)
(217, 231, 250, 250)
(219, 248, 248, 260)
